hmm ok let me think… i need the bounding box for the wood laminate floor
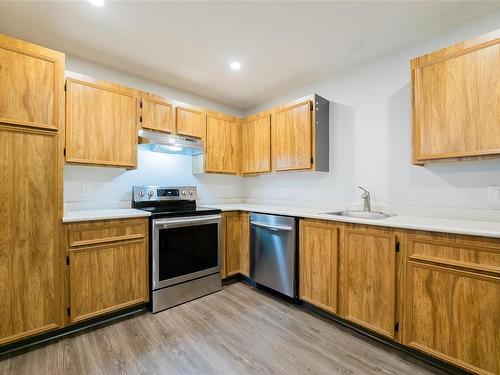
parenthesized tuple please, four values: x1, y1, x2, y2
(1, 282, 445, 375)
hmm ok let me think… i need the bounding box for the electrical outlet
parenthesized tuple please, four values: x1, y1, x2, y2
(488, 186, 500, 205)
(82, 183, 92, 197)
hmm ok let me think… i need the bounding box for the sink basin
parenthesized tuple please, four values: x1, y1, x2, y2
(323, 210, 394, 220)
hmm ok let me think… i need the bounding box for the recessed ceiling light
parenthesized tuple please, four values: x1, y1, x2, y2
(87, 0, 104, 6)
(230, 61, 241, 71)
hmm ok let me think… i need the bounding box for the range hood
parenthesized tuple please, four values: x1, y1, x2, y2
(138, 129, 203, 156)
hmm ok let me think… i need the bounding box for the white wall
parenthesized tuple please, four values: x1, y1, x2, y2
(242, 10, 500, 211)
(64, 56, 244, 207)
(64, 151, 243, 207)
(66, 55, 242, 116)
(66, 11, 500, 213)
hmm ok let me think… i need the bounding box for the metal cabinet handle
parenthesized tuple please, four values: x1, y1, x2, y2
(251, 221, 293, 231)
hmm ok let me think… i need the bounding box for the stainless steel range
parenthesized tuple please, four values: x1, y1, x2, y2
(132, 185, 222, 313)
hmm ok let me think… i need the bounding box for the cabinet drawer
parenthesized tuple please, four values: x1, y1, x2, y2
(67, 218, 148, 248)
(407, 232, 500, 274)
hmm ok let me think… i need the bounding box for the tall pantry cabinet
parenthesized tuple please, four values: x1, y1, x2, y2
(0, 34, 64, 345)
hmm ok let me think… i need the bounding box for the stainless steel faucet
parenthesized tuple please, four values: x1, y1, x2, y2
(358, 186, 371, 212)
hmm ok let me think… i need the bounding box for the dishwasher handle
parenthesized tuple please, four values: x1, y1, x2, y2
(251, 221, 294, 231)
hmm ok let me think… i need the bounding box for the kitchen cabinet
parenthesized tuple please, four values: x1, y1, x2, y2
(65, 76, 137, 168)
(272, 99, 312, 171)
(0, 33, 65, 131)
(176, 104, 206, 139)
(65, 218, 149, 323)
(339, 224, 400, 340)
(0, 35, 64, 346)
(0, 126, 63, 345)
(205, 111, 240, 174)
(241, 112, 271, 174)
(403, 231, 500, 375)
(271, 94, 329, 172)
(411, 29, 500, 164)
(223, 212, 250, 277)
(299, 219, 339, 314)
(137, 91, 174, 133)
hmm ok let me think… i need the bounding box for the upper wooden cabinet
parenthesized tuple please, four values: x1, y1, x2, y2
(299, 219, 339, 315)
(272, 99, 312, 171)
(65, 77, 138, 169)
(340, 225, 400, 340)
(176, 105, 206, 139)
(205, 111, 240, 174)
(403, 231, 500, 375)
(271, 94, 329, 172)
(241, 112, 271, 175)
(411, 29, 500, 164)
(137, 92, 174, 133)
(0, 34, 64, 131)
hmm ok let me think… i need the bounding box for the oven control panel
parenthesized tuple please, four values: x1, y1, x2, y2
(133, 186, 197, 202)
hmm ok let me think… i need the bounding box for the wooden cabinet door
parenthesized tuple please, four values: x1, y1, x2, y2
(139, 96, 174, 133)
(0, 34, 64, 131)
(205, 112, 240, 174)
(225, 212, 241, 277)
(224, 212, 249, 277)
(239, 213, 250, 277)
(0, 126, 61, 345)
(403, 262, 499, 375)
(69, 237, 148, 323)
(241, 113, 271, 174)
(299, 220, 339, 314)
(340, 226, 398, 339)
(176, 106, 206, 139)
(65, 78, 137, 168)
(272, 100, 312, 171)
(412, 30, 500, 163)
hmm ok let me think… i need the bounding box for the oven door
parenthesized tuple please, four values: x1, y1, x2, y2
(152, 214, 221, 290)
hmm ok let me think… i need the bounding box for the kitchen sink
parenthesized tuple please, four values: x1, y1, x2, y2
(322, 210, 394, 220)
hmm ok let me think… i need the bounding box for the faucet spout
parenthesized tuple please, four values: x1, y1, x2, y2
(357, 186, 371, 212)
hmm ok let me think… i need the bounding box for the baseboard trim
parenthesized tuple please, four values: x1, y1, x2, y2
(302, 302, 470, 375)
(0, 304, 147, 358)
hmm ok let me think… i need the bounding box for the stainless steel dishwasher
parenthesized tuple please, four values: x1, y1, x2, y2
(250, 213, 297, 298)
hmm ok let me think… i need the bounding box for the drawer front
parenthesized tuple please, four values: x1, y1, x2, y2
(67, 218, 148, 248)
(407, 232, 500, 275)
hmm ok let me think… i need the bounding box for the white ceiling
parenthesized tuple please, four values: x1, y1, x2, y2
(0, 1, 499, 110)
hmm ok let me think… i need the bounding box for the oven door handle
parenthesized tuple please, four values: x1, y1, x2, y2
(153, 214, 221, 227)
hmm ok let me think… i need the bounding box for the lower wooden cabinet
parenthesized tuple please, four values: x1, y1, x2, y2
(299, 219, 339, 314)
(64, 218, 149, 323)
(339, 225, 400, 340)
(222, 212, 250, 277)
(403, 231, 500, 375)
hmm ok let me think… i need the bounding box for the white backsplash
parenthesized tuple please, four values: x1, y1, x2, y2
(64, 150, 244, 209)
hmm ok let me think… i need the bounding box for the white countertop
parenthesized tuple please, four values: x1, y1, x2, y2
(63, 209, 151, 223)
(202, 203, 500, 239)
